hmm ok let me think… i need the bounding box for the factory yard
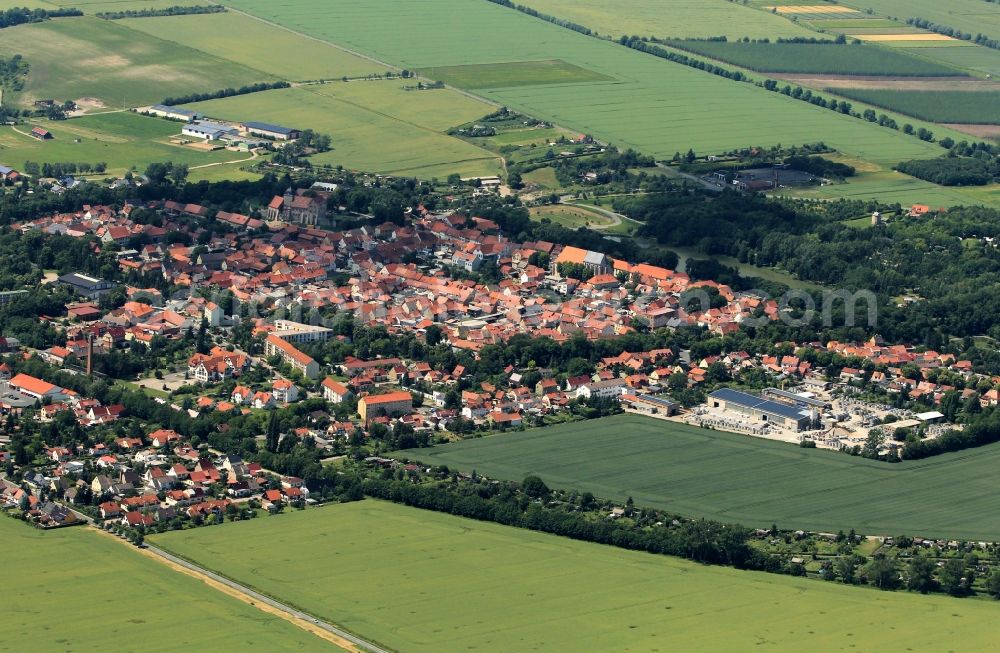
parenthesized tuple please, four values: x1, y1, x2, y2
(684, 385, 951, 452)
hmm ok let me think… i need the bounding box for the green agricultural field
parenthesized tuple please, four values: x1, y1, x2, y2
(901, 44, 1000, 78)
(522, 165, 560, 188)
(0, 16, 273, 109)
(841, 0, 1000, 42)
(188, 84, 501, 179)
(831, 89, 1000, 124)
(483, 126, 565, 147)
(516, 0, 819, 40)
(151, 501, 1000, 653)
(885, 40, 980, 49)
(664, 40, 962, 76)
(411, 414, 1000, 540)
(226, 0, 949, 173)
(810, 19, 901, 29)
(421, 60, 612, 89)
(118, 11, 381, 81)
(0, 519, 329, 652)
(0, 112, 250, 178)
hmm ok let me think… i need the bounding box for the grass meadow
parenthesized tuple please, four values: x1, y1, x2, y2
(830, 89, 1000, 124)
(530, 203, 618, 229)
(517, 0, 819, 40)
(0, 518, 329, 652)
(0, 112, 249, 177)
(151, 500, 1000, 653)
(0, 16, 272, 109)
(226, 0, 948, 169)
(664, 41, 962, 76)
(412, 414, 1000, 540)
(188, 84, 501, 179)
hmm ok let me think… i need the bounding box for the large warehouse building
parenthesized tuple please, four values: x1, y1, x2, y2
(708, 388, 814, 431)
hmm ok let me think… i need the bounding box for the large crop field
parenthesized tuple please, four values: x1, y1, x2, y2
(411, 414, 1000, 540)
(0, 519, 329, 652)
(0, 16, 272, 109)
(226, 0, 948, 170)
(516, 0, 818, 40)
(151, 501, 1000, 653)
(188, 84, 501, 179)
(665, 41, 962, 76)
(830, 89, 1000, 124)
(118, 11, 381, 81)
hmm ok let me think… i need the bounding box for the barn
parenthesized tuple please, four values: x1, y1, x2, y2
(182, 121, 238, 141)
(240, 121, 301, 141)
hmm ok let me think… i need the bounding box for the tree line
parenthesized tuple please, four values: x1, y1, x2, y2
(0, 7, 80, 29)
(484, 0, 594, 36)
(162, 81, 290, 106)
(906, 17, 1000, 51)
(22, 161, 107, 177)
(97, 5, 225, 20)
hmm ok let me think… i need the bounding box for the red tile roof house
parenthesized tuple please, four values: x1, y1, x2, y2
(149, 429, 181, 447)
(122, 511, 154, 528)
(263, 489, 284, 508)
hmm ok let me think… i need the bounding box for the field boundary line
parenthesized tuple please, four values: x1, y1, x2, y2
(40, 496, 383, 653)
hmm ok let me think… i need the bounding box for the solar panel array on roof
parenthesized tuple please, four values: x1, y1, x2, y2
(640, 395, 678, 408)
(242, 121, 298, 135)
(709, 388, 809, 421)
(764, 387, 827, 408)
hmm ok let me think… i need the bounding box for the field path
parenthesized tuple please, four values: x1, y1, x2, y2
(561, 202, 643, 230)
(144, 543, 389, 653)
(189, 150, 259, 170)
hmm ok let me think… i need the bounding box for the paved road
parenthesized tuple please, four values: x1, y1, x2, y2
(146, 544, 392, 653)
